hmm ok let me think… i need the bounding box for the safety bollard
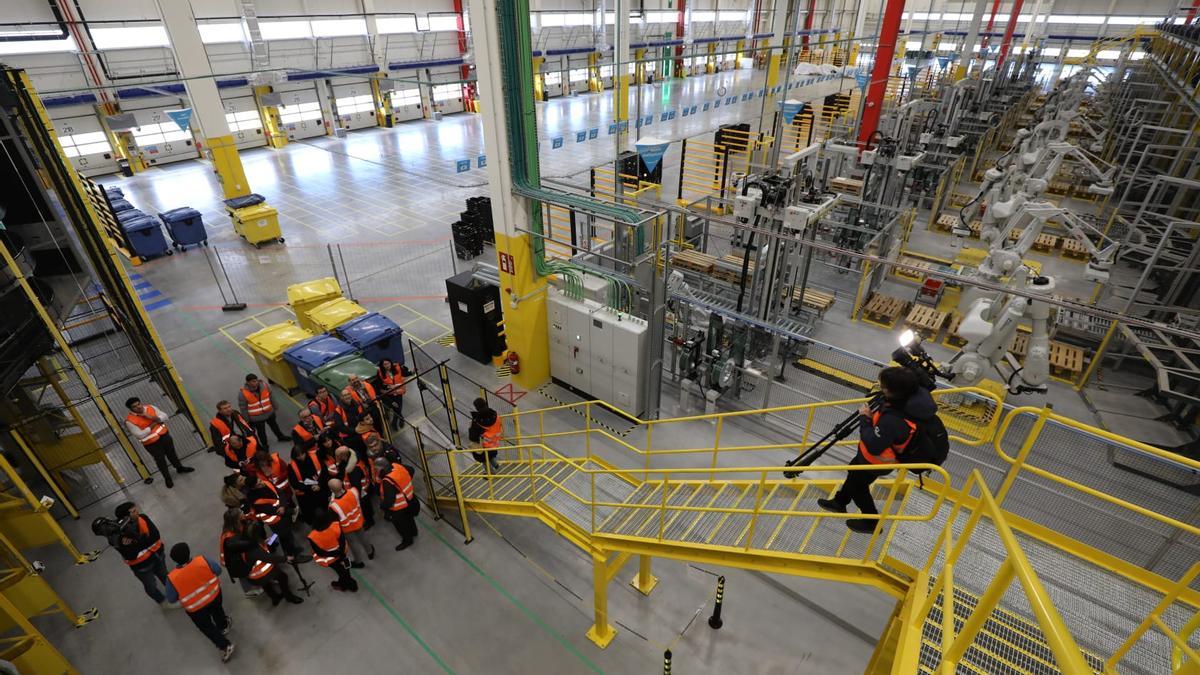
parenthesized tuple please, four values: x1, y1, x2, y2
(663, 649, 672, 674)
(708, 575, 725, 629)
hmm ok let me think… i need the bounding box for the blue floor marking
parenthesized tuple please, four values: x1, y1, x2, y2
(133, 281, 153, 290)
(143, 299, 173, 312)
(138, 290, 162, 301)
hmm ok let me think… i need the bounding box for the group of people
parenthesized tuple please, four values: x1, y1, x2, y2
(117, 359, 432, 663)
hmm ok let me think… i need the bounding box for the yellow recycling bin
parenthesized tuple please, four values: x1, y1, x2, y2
(305, 298, 368, 334)
(228, 203, 284, 248)
(287, 278, 343, 333)
(245, 321, 315, 391)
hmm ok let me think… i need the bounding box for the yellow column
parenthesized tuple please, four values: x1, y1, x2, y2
(370, 74, 396, 128)
(96, 103, 145, 173)
(629, 554, 658, 595)
(635, 48, 648, 84)
(532, 56, 546, 101)
(587, 551, 617, 648)
(495, 231, 550, 389)
(253, 86, 288, 149)
(706, 43, 717, 73)
(588, 52, 604, 92)
(735, 39, 746, 66)
(206, 136, 251, 200)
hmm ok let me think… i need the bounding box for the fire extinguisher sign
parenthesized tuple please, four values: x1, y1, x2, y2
(498, 252, 515, 274)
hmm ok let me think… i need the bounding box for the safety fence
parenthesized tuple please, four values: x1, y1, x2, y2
(199, 238, 458, 309)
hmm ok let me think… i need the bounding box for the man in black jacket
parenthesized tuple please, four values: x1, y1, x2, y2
(208, 400, 255, 455)
(113, 501, 174, 607)
(817, 367, 938, 533)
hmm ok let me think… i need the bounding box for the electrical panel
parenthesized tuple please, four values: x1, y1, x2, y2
(547, 291, 648, 415)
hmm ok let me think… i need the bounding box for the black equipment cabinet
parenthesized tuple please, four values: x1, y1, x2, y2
(445, 271, 505, 364)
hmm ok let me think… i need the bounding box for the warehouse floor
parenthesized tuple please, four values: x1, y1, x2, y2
(37, 69, 901, 674)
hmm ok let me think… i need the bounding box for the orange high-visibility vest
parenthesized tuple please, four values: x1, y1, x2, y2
(380, 463, 414, 511)
(125, 516, 163, 566)
(252, 453, 291, 494)
(289, 450, 321, 484)
(250, 480, 283, 526)
(247, 542, 274, 580)
(219, 530, 233, 567)
(345, 381, 377, 406)
(168, 556, 221, 613)
(307, 522, 345, 567)
(309, 397, 347, 426)
(330, 487, 364, 532)
(223, 435, 258, 468)
(858, 410, 917, 465)
(380, 365, 406, 396)
(242, 384, 274, 416)
(481, 417, 502, 449)
(126, 406, 168, 445)
(292, 417, 325, 444)
(210, 414, 248, 443)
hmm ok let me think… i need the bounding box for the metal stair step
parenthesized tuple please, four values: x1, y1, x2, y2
(763, 485, 832, 553)
(608, 484, 665, 535)
(682, 484, 750, 544)
(631, 484, 700, 538)
(708, 484, 772, 547)
(748, 484, 808, 549)
(662, 485, 720, 540)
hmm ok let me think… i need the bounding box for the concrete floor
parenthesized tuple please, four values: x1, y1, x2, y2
(38, 71, 896, 674)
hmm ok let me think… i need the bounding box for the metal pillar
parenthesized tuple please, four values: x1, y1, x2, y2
(981, 0, 1002, 50)
(995, 0, 1026, 73)
(155, 0, 251, 200)
(857, 0, 907, 149)
(469, 0, 551, 388)
(674, 0, 688, 77)
(957, 0, 988, 80)
(615, 0, 633, 145)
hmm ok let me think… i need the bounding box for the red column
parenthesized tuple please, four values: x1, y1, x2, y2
(1188, 0, 1200, 24)
(453, 0, 475, 108)
(801, 0, 816, 48)
(995, 0, 1025, 72)
(856, 0, 906, 149)
(674, 0, 687, 76)
(981, 0, 1002, 49)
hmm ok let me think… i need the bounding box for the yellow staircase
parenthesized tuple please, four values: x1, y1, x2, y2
(422, 388, 1200, 673)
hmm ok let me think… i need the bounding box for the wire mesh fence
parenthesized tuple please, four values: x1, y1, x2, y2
(202, 238, 459, 308)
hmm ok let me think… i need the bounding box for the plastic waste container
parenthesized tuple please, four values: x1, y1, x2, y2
(117, 208, 148, 225)
(310, 354, 380, 399)
(244, 321, 314, 391)
(109, 198, 135, 213)
(158, 207, 208, 250)
(224, 193, 283, 248)
(305, 298, 368, 334)
(287, 278, 343, 333)
(336, 312, 405, 367)
(121, 216, 171, 259)
(282, 335, 356, 396)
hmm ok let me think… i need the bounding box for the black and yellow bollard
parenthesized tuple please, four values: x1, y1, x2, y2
(663, 649, 672, 674)
(708, 575, 725, 629)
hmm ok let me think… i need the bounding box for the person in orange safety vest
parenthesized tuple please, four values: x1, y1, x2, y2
(817, 366, 939, 533)
(238, 373, 289, 448)
(107, 501, 171, 606)
(165, 542, 235, 662)
(222, 434, 258, 472)
(468, 398, 502, 473)
(209, 400, 255, 454)
(374, 457, 419, 551)
(328, 478, 373, 565)
(376, 358, 409, 429)
(307, 509, 358, 592)
(124, 396, 194, 488)
(290, 408, 326, 450)
(343, 374, 383, 432)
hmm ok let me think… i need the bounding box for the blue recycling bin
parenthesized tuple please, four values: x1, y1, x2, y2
(158, 207, 208, 250)
(121, 216, 171, 260)
(117, 208, 148, 225)
(104, 186, 123, 200)
(335, 312, 406, 367)
(109, 198, 135, 213)
(282, 334, 356, 396)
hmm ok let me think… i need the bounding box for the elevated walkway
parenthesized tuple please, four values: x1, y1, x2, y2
(415, 384, 1200, 673)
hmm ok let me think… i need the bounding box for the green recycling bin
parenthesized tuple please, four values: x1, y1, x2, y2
(309, 354, 379, 397)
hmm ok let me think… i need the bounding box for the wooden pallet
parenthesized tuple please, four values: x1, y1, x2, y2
(829, 177, 864, 195)
(968, 220, 982, 238)
(712, 254, 754, 284)
(933, 213, 957, 232)
(673, 249, 718, 274)
(944, 314, 967, 348)
(861, 293, 907, 327)
(1031, 234, 1058, 253)
(1010, 332, 1029, 358)
(894, 256, 933, 282)
(1060, 238, 1089, 260)
(1049, 341, 1085, 380)
(1008, 227, 1023, 242)
(80, 177, 139, 263)
(904, 305, 948, 336)
(790, 287, 835, 315)
(948, 192, 973, 208)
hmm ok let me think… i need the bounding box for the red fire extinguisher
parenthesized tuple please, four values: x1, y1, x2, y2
(506, 351, 520, 375)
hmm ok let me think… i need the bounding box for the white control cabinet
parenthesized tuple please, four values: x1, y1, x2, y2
(547, 291, 648, 415)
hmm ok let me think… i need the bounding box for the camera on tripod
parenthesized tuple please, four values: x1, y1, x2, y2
(91, 515, 135, 546)
(783, 330, 946, 477)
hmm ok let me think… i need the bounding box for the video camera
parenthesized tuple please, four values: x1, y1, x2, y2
(892, 329, 949, 390)
(90, 515, 135, 547)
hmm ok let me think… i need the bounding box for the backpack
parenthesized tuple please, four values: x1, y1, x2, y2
(902, 414, 949, 473)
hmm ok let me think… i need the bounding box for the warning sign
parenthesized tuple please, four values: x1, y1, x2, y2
(494, 383, 527, 405)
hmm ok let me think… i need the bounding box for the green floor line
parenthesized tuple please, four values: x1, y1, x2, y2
(420, 518, 606, 675)
(354, 571, 456, 674)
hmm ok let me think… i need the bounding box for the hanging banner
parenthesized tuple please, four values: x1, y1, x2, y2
(166, 108, 193, 131)
(635, 137, 671, 174)
(855, 73, 870, 90)
(779, 100, 805, 125)
(937, 56, 952, 70)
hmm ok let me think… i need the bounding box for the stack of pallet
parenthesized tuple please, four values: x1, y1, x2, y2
(464, 196, 494, 244)
(451, 220, 483, 260)
(672, 250, 718, 274)
(829, 177, 864, 195)
(713, 254, 754, 284)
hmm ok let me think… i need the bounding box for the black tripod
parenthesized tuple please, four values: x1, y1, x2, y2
(782, 393, 882, 478)
(289, 560, 314, 597)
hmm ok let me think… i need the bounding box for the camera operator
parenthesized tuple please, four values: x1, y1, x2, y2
(817, 366, 938, 533)
(108, 501, 174, 607)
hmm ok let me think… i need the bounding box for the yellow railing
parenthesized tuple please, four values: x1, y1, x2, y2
(900, 469, 1091, 673)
